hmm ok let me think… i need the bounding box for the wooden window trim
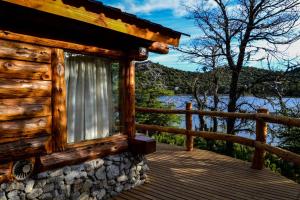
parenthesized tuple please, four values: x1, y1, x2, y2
(52, 48, 126, 152)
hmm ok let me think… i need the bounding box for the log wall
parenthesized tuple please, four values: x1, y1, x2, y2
(0, 39, 52, 161)
(0, 35, 134, 182)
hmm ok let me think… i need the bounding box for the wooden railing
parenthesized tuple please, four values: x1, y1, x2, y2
(136, 103, 300, 170)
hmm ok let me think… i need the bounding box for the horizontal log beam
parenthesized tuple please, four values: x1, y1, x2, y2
(254, 141, 300, 166)
(0, 39, 51, 63)
(0, 79, 52, 98)
(40, 140, 128, 171)
(0, 97, 51, 106)
(136, 124, 255, 147)
(0, 136, 51, 162)
(136, 123, 300, 166)
(256, 114, 300, 128)
(136, 107, 300, 128)
(0, 117, 51, 143)
(0, 98, 51, 121)
(66, 134, 128, 149)
(0, 30, 124, 59)
(148, 42, 169, 54)
(0, 59, 51, 80)
(136, 107, 256, 119)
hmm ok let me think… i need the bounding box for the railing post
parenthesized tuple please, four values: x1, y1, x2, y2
(252, 108, 268, 170)
(186, 102, 193, 151)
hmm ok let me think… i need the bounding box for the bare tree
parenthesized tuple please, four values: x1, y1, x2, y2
(180, 0, 300, 154)
(188, 45, 224, 132)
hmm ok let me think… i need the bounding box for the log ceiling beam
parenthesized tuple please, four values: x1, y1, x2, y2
(0, 30, 124, 59)
(149, 42, 169, 54)
(0, 30, 169, 55)
(2, 0, 181, 47)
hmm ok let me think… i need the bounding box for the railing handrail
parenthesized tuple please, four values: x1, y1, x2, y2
(136, 123, 300, 166)
(136, 104, 300, 169)
(136, 107, 300, 128)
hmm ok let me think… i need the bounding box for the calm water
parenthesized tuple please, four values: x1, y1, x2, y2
(159, 95, 300, 145)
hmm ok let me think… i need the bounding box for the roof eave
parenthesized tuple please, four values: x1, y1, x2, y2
(2, 0, 183, 47)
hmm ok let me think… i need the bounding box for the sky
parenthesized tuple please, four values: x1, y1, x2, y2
(101, 0, 300, 72)
(101, 0, 199, 71)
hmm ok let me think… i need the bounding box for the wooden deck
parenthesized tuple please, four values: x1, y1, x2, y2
(115, 143, 300, 200)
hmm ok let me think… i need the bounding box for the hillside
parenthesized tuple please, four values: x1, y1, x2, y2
(135, 61, 300, 97)
(135, 61, 198, 94)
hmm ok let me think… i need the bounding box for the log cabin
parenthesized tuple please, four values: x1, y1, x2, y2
(0, 0, 185, 199)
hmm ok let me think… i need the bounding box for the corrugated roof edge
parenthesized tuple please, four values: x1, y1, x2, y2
(88, 0, 191, 37)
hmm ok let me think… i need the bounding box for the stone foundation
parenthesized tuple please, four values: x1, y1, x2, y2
(0, 152, 149, 200)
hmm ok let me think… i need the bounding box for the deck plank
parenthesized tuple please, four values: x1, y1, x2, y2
(114, 143, 300, 200)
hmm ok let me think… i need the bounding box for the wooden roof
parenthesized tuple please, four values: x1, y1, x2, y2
(2, 0, 184, 47)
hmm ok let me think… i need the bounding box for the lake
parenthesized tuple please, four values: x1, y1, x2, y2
(159, 95, 300, 145)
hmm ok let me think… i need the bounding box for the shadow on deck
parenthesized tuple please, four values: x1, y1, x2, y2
(115, 143, 300, 200)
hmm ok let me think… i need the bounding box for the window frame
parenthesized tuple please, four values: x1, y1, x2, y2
(52, 48, 127, 152)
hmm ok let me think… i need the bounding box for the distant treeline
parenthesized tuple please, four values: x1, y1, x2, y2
(136, 61, 300, 97)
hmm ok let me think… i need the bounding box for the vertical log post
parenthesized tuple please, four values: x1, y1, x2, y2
(52, 48, 67, 152)
(252, 108, 268, 170)
(186, 102, 193, 151)
(122, 58, 136, 140)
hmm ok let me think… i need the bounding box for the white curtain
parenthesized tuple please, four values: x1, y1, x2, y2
(65, 53, 113, 143)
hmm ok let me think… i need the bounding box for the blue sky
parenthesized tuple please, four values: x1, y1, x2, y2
(101, 0, 199, 71)
(101, 0, 300, 72)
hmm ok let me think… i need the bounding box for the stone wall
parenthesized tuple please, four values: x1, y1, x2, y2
(0, 152, 149, 200)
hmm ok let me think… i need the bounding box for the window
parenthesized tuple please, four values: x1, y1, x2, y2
(64, 53, 120, 143)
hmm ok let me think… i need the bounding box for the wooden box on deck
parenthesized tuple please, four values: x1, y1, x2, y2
(130, 135, 156, 155)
